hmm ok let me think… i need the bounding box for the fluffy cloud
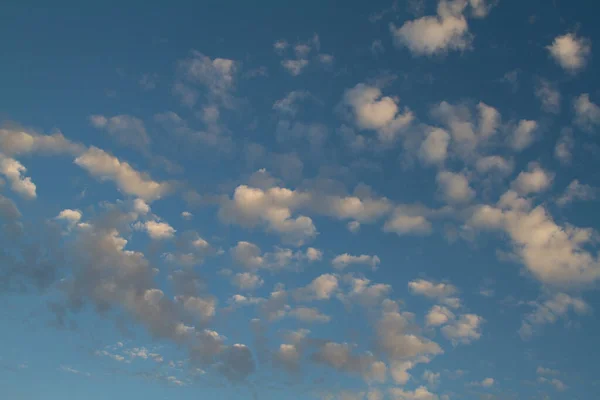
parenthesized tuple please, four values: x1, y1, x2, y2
(390, 0, 470, 56)
(0, 128, 83, 157)
(384, 205, 433, 236)
(294, 274, 339, 301)
(0, 156, 37, 199)
(441, 313, 483, 344)
(312, 342, 386, 382)
(426, 305, 455, 327)
(90, 114, 150, 150)
(556, 180, 596, 206)
(519, 293, 590, 339)
(332, 253, 381, 270)
(468, 200, 600, 286)
(573, 93, 600, 131)
(419, 128, 451, 165)
(547, 33, 591, 73)
(176, 50, 237, 106)
(231, 272, 264, 291)
(74, 147, 172, 201)
(534, 79, 561, 114)
(509, 120, 538, 151)
(389, 386, 439, 400)
(138, 220, 176, 240)
(219, 185, 316, 246)
(512, 163, 554, 196)
(230, 241, 318, 271)
(343, 83, 413, 142)
(436, 171, 475, 204)
(408, 279, 461, 308)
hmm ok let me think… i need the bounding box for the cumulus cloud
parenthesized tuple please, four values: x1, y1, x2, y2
(0, 128, 83, 157)
(294, 274, 339, 301)
(230, 241, 318, 271)
(312, 342, 386, 383)
(231, 272, 264, 291)
(426, 305, 455, 327)
(436, 170, 475, 204)
(384, 205, 433, 236)
(511, 163, 554, 196)
(534, 79, 561, 114)
(219, 185, 316, 246)
(519, 293, 590, 339)
(74, 147, 172, 201)
(89, 114, 150, 150)
(419, 128, 451, 165)
(556, 180, 596, 206)
(441, 313, 483, 344)
(547, 33, 591, 73)
(332, 253, 381, 270)
(390, 0, 470, 56)
(389, 385, 439, 400)
(573, 93, 600, 132)
(343, 83, 413, 142)
(509, 120, 538, 151)
(468, 199, 600, 286)
(408, 279, 461, 308)
(0, 156, 37, 199)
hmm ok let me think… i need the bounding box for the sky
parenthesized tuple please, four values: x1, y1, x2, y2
(1, 0, 600, 399)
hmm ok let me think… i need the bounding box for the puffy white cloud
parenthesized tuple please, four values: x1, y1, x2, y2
(512, 163, 554, 196)
(181, 211, 193, 220)
(475, 155, 513, 176)
(294, 273, 339, 301)
(140, 220, 176, 240)
(287, 306, 330, 323)
(0, 128, 83, 157)
(509, 119, 538, 151)
(231, 241, 264, 269)
(312, 342, 387, 383)
(441, 313, 483, 344)
(390, 0, 470, 56)
(89, 114, 150, 150)
(0, 156, 37, 199)
(281, 59, 309, 76)
(56, 209, 83, 227)
(338, 276, 392, 308)
(317, 192, 392, 223)
(389, 385, 439, 400)
(419, 128, 450, 165)
(469, 202, 600, 286)
(275, 344, 301, 373)
(231, 272, 264, 291)
(430, 101, 500, 159)
(306, 247, 323, 261)
(74, 147, 172, 201)
(556, 180, 596, 206)
(219, 185, 316, 246)
(436, 171, 475, 204)
(534, 79, 561, 114)
(547, 33, 591, 73)
(343, 83, 413, 142)
(273, 90, 310, 116)
(230, 241, 317, 271)
(332, 253, 381, 270)
(519, 293, 590, 339)
(409, 279, 458, 299)
(177, 50, 237, 105)
(481, 377, 495, 387)
(573, 93, 600, 131)
(384, 206, 433, 236)
(426, 305, 455, 327)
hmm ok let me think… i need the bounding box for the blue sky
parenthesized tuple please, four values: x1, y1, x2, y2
(1, 0, 600, 399)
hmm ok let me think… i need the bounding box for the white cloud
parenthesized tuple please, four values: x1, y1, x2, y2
(332, 253, 381, 270)
(547, 33, 591, 73)
(273, 90, 310, 116)
(409, 279, 458, 299)
(177, 50, 237, 105)
(294, 274, 339, 301)
(436, 171, 475, 204)
(287, 306, 330, 323)
(347, 220, 361, 233)
(419, 128, 451, 165)
(343, 83, 413, 142)
(306, 247, 323, 261)
(519, 293, 590, 339)
(476, 155, 513, 176)
(509, 119, 538, 151)
(0, 128, 83, 157)
(219, 185, 316, 246)
(441, 313, 483, 344)
(534, 79, 561, 114)
(181, 211, 193, 220)
(0, 156, 37, 199)
(232, 272, 264, 291)
(74, 147, 172, 201)
(512, 163, 554, 196)
(573, 93, 600, 131)
(56, 209, 83, 226)
(136, 220, 176, 240)
(481, 377, 495, 387)
(89, 114, 150, 150)
(281, 59, 309, 76)
(556, 180, 596, 206)
(468, 202, 600, 286)
(390, 0, 470, 56)
(389, 385, 439, 400)
(426, 305, 455, 327)
(230, 241, 316, 271)
(384, 206, 433, 236)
